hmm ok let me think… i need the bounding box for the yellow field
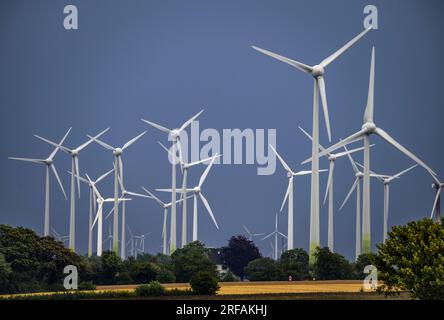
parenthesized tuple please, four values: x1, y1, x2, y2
(97, 280, 370, 295)
(1, 280, 373, 299)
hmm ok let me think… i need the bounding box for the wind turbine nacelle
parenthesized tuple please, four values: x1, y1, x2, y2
(114, 148, 123, 156)
(71, 150, 79, 156)
(311, 65, 325, 77)
(362, 122, 376, 133)
(170, 129, 181, 139)
(356, 172, 364, 178)
(194, 186, 201, 194)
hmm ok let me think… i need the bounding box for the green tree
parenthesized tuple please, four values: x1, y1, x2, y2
(0, 252, 12, 291)
(171, 241, 218, 282)
(354, 253, 377, 280)
(312, 247, 354, 280)
(221, 235, 261, 280)
(279, 248, 309, 280)
(372, 218, 444, 300)
(190, 271, 220, 295)
(0, 225, 89, 293)
(244, 258, 280, 281)
(130, 262, 159, 284)
(100, 251, 124, 284)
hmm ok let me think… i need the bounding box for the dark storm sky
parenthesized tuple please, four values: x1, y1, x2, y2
(1, 0, 443, 260)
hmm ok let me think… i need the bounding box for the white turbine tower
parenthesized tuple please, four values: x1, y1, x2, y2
(305, 47, 436, 254)
(269, 144, 326, 251)
(299, 126, 371, 252)
(156, 154, 219, 242)
(35, 128, 110, 251)
(70, 168, 114, 257)
(115, 171, 152, 260)
(142, 188, 189, 255)
(253, 27, 372, 262)
(9, 128, 71, 236)
(88, 131, 146, 254)
(431, 176, 444, 223)
(242, 225, 265, 241)
(158, 141, 220, 248)
(339, 146, 391, 259)
(141, 109, 204, 253)
(262, 212, 287, 260)
(356, 163, 418, 242)
(86, 174, 131, 256)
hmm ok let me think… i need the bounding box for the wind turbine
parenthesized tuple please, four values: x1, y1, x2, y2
(126, 225, 136, 257)
(242, 225, 265, 241)
(304, 47, 436, 254)
(134, 232, 151, 254)
(104, 222, 113, 251)
(156, 154, 219, 242)
(158, 141, 221, 248)
(88, 131, 146, 254)
(35, 128, 110, 251)
(141, 109, 204, 252)
(70, 168, 114, 257)
(431, 176, 444, 223)
(86, 174, 131, 256)
(299, 126, 372, 252)
(9, 128, 71, 236)
(262, 212, 287, 260)
(142, 188, 189, 255)
(269, 144, 326, 251)
(356, 162, 418, 242)
(253, 27, 372, 263)
(339, 146, 391, 259)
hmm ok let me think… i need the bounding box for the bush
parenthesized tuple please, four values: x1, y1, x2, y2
(220, 271, 238, 282)
(156, 267, 176, 283)
(190, 271, 220, 295)
(78, 281, 96, 291)
(372, 218, 444, 300)
(312, 247, 354, 280)
(244, 258, 281, 281)
(279, 248, 309, 280)
(135, 281, 165, 297)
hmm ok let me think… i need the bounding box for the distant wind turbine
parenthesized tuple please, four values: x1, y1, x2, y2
(9, 128, 71, 236)
(262, 212, 287, 260)
(242, 225, 265, 241)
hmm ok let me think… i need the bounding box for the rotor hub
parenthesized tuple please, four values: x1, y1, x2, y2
(311, 65, 325, 77)
(71, 150, 79, 156)
(44, 159, 52, 165)
(356, 172, 364, 178)
(194, 187, 201, 194)
(114, 148, 123, 156)
(362, 122, 376, 134)
(171, 129, 180, 139)
(287, 171, 293, 178)
(432, 183, 440, 190)
(328, 155, 336, 162)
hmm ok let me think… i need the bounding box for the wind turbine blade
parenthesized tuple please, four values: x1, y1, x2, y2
(431, 189, 441, 219)
(301, 130, 364, 164)
(96, 168, 114, 184)
(68, 171, 88, 184)
(91, 203, 102, 229)
(339, 178, 359, 211)
(251, 46, 313, 74)
(333, 145, 369, 158)
(324, 161, 334, 205)
(269, 144, 292, 173)
(116, 165, 125, 191)
(49, 127, 72, 160)
(34, 135, 70, 154)
(375, 127, 436, 176)
(242, 224, 251, 235)
(389, 164, 418, 182)
(317, 76, 332, 142)
(179, 109, 204, 132)
(278, 232, 288, 239)
(188, 154, 221, 167)
(363, 47, 375, 123)
(118, 157, 123, 181)
(198, 155, 218, 187)
(77, 128, 110, 152)
(320, 27, 372, 68)
(122, 131, 146, 150)
(199, 193, 219, 229)
(298, 126, 327, 153)
(141, 119, 171, 134)
(343, 145, 360, 174)
(176, 139, 184, 170)
(280, 180, 291, 212)
(8, 157, 46, 164)
(261, 232, 274, 241)
(105, 207, 114, 220)
(142, 187, 164, 207)
(126, 191, 151, 199)
(50, 164, 67, 199)
(86, 174, 102, 199)
(158, 141, 177, 161)
(87, 136, 114, 151)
